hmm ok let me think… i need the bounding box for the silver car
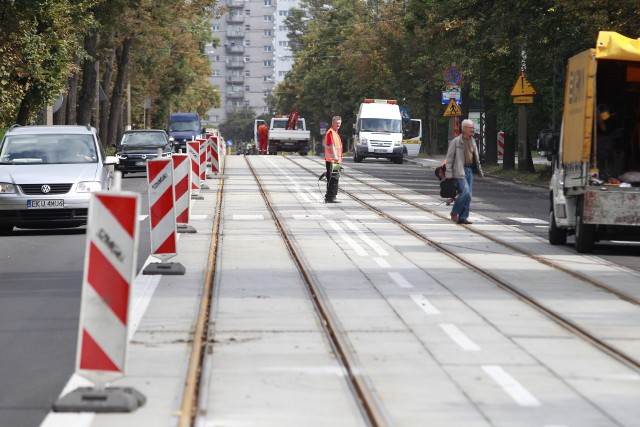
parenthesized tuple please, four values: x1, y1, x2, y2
(0, 125, 118, 233)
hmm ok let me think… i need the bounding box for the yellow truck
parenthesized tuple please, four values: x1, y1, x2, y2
(538, 31, 640, 252)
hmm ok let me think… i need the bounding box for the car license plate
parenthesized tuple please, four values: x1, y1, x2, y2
(374, 149, 386, 153)
(135, 161, 145, 166)
(28, 199, 64, 209)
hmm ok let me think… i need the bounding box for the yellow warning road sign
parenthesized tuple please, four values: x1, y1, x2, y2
(443, 98, 462, 117)
(510, 71, 537, 96)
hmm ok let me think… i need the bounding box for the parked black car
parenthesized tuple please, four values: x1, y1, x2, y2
(115, 130, 174, 175)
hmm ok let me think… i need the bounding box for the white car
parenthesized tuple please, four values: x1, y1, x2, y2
(0, 125, 118, 234)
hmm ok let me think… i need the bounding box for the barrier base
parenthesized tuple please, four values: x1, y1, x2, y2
(201, 183, 210, 189)
(177, 224, 197, 234)
(53, 386, 146, 413)
(143, 262, 186, 275)
(191, 195, 204, 200)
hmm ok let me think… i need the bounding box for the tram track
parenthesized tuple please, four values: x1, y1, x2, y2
(243, 156, 392, 427)
(283, 155, 640, 373)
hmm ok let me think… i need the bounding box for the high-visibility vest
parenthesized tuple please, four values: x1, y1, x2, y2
(324, 128, 342, 162)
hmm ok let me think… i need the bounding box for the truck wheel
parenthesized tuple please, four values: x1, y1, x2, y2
(354, 151, 363, 163)
(300, 151, 308, 156)
(0, 224, 13, 235)
(392, 155, 404, 164)
(574, 202, 595, 253)
(548, 210, 567, 245)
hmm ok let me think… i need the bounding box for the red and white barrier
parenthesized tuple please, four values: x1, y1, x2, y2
(76, 191, 140, 384)
(498, 131, 505, 159)
(172, 153, 191, 225)
(210, 135, 220, 175)
(147, 158, 177, 258)
(198, 138, 208, 188)
(187, 141, 202, 197)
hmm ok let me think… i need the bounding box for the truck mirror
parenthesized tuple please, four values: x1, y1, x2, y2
(537, 129, 558, 160)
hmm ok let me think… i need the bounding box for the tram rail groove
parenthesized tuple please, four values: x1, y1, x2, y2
(246, 156, 393, 427)
(178, 172, 226, 427)
(282, 155, 640, 373)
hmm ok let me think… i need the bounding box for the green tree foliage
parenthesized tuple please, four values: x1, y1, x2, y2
(218, 107, 258, 144)
(279, 0, 640, 158)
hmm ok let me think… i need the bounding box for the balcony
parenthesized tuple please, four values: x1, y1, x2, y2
(226, 91, 245, 99)
(226, 0, 244, 8)
(226, 28, 245, 38)
(226, 14, 245, 24)
(226, 75, 245, 84)
(225, 60, 245, 69)
(225, 45, 245, 54)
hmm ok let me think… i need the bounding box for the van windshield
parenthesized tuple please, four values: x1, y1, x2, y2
(360, 118, 402, 133)
(169, 120, 199, 132)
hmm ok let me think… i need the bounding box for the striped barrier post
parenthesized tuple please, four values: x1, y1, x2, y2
(211, 136, 220, 175)
(172, 153, 196, 234)
(198, 138, 209, 189)
(498, 131, 505, 159)
(53, 182, 146, 412)
(187, 141, 203, 200)
(142, 158, 185, 275)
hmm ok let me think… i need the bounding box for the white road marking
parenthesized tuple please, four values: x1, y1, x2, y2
(482, 365, 541, 407)
(507, 217, 548, 224)
(326, 220, 367, 256)
(293, 214, 324, 220)
(190, 214, 209, 220)
(374, 257, 390, 268)
(388, 272, 413, 289)
(439, 323, 480, 351)
(410, 294, 440, 315)
(342, 220, 388, 256)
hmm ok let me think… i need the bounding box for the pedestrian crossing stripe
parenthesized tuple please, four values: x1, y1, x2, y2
(443, 98, 462, 117)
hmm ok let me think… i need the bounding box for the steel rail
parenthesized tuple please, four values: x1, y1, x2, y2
(246, 156, 393, 427)
(177, 170, 225, 427)
(284, 156, 640, 373)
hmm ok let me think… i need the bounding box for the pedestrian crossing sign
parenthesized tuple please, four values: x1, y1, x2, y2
(443, 98, 462, 117)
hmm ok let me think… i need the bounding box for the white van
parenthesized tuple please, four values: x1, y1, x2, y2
(353, 99, 404, 164)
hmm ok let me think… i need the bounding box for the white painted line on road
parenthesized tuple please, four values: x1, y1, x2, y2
(326, 219, 367, 256)
(374, 257, 390, 268)
(398, 215, 432, 221)
(482, 365, 541, 407)
(294, 185, 312, 203)
(388, 272, 413, 289)
(439, 323, 480, 351)
(410, 294, 440, 315)
(191, 214, 209, 220)
(232, 214, 263, 220)
(342, 220, 389, 256)
(508, 217, 548, 224)
(347, 214, 379, 220)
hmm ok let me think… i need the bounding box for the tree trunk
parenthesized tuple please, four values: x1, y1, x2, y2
(77, 33, 99, 126)
(15, 90, 33, 125)
(65, 64, 79, 125)
(484, 99, 498, 166)
(503, 132, 516, 170)
(107, 38, 132, 148)
(99, 49, 115, 144)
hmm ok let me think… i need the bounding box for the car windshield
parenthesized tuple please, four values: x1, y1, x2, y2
(169, 120, 198, 132)
(121, 132, 168, 147)
(360, 118, 402, 133)
(0, 134, 97, 165)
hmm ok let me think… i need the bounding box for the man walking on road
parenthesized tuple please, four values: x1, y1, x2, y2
(445, 118, 483, 224)
(257, 122, 269, 155)
(324, 116, 343, 203)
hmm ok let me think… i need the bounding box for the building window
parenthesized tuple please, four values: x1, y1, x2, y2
(245, 70, 251, 77)
(264, 0, 271, 5)
(279, 10, 289, 16)
(264, 30, 272, 36)
(245, 9, 250, 15)
(263, 15, 272, 22)
(264, 45, 272, 52)
(245, 85, 250, 92)
(244, 55, 251, 62)
(263, 75, 271, 82)
(278, 41, 289, 47)
(212, 24, 220, 31)
(212, 70, 220, 76)
(278, 25, 289, 31)
(263, 106, 269, 112)
(245, 25, 250, 31)
(243, 39, 251, 47)
(263, 60, 273, 67)
(210, 55, 220, 61)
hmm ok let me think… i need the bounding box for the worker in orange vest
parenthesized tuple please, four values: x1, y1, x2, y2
(286, 109, 299, 130)
(257, 123, 269, 155)
(324, 116, 343, 203)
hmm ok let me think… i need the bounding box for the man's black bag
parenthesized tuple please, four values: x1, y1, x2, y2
(440, 179, 457, 198)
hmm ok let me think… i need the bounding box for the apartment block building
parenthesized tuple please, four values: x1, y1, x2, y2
(205, 0, 301, 127)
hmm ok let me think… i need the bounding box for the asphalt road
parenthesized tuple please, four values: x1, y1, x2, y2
(0, 173, 151, 427)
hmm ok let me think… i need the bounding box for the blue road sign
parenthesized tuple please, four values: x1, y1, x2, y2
(227, 140, 233, 146)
